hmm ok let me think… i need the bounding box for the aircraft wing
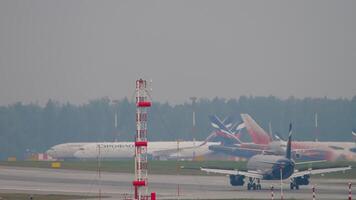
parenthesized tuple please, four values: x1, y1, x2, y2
(225, 146, 327, 156)
(211, 145, 273, 153)
(290, 166, 351, 178)
(201, 167, 263, 179)
(151, 148, 191, 157)
(151, 145, 202, 158)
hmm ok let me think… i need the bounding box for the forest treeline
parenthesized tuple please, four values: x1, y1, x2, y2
(0, 96, 356, 159)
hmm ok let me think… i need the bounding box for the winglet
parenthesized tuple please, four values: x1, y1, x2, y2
(352, 129, 356, 137)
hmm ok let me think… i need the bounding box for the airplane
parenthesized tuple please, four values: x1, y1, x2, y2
(46, 134, 221, 160)
(241, 114, 356, 161)
(57, 117, 248, 160)
(72, 140, 218, 160)
(207, 115, 333, 161)
(199, 124, 351, 190)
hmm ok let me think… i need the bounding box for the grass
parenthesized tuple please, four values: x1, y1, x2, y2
(0, 193, 100, 200)
(0, 160, 355, 178)
(0, 160, 243, 175)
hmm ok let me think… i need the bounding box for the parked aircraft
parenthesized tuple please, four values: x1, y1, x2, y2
(208, 114, 356, 161)
(241, 114, 356, 161)
(199, 124, 351, 190)
(207, 115, 334, 161)
(73, 141, 218, 160)
(46, 139, 219, 160)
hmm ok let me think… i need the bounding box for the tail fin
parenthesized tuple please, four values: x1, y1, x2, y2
(231, 120, 245, 133)
(221, 115, 245, 134)
(352, 130, 356, 143)
(352, 129, 356, 137)
(241, 114, 271, 144)
(286, 123, 292, 160)
(208, 115, 242, 144)
(222, 116, 235, 130)
(209, 115, 231, 133)
(274, 132, 285, 142)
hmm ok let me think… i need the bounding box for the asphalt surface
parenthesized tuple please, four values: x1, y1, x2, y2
(0, 166, 354, 199)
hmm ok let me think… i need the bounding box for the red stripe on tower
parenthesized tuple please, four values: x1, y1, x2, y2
(133, 180, 146, 187)
(137, 101, 151, 107)
(135, 141, 148, 147)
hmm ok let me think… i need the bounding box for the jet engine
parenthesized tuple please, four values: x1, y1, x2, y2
(350, 147, 356, 153)
(229, 175, 245, 186)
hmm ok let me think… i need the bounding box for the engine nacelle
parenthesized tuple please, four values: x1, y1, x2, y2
(229, 175, 245, 186)
(295, 175, 310, 185)
(350, 147, 356, 153)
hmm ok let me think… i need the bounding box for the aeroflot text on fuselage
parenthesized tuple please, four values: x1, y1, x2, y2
(96, 144, 134, 148)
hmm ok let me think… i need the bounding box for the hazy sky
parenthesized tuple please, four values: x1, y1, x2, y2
(0, 1, 355, 105)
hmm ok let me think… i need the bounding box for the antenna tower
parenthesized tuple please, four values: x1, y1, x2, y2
(133, 79, 151, 200)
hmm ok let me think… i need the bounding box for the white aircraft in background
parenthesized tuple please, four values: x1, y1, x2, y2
(73, 141, 218, 160)
(46, 140, 219, 160)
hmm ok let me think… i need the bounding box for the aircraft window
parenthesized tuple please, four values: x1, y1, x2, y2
(329, 146, 344, 150)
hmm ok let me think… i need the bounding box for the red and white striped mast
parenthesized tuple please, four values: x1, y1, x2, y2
(133, 79, 151, 200)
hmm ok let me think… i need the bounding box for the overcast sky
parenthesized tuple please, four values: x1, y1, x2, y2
(0, 0, 355, 105)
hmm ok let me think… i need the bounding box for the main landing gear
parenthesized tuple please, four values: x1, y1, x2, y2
(247, 178, 262, 190)
(290, 178, 300, 190)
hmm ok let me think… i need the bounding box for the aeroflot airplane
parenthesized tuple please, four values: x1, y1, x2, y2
(199, 124, 351, 190)
(46, 140, 219, 160)
(207, 115, 334, 161)
(209, 113, 356, 161)
(241, 114, 356, 161)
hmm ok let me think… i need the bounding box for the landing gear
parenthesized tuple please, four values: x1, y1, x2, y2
(247, 183, 251, 190)
(247, 178, 262, 190)
(290, 182, 299, 190)
(256, 179, 262, 190)
(290, 178, 300, 190)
